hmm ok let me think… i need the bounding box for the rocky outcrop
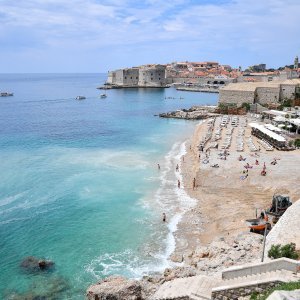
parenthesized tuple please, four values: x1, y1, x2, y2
(20, 256, 54, 273)
(86, 232, 263, 299)
(86, 276, 143, 300)
(177, 232, 263, 273)
(159, 106, 218, 120)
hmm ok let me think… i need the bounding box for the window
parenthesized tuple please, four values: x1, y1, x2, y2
(151, 73, 153, 76)
(159, 78, 161, 80)
(151, 78, 153, 81)
(130, 77, 132, 79)
(125, 76, 127, 79)
(136, 77, 138, 79)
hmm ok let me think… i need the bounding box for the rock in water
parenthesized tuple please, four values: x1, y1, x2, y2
(20, 256, 54, 273)
(86, 276, 142, 300)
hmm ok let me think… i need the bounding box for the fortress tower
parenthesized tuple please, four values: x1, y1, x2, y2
(294, 55, 299, 69)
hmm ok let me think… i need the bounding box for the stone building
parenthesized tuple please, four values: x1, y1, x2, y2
(106, 65, 166, 87)
(219, 79, 300, 106)
(138, 64, 166, 87)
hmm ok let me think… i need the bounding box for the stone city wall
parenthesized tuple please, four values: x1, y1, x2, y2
(280, 84, 296, 100)
(256, 87, 280, 105)
(123, 68, 139, 86)
(138, 66, 166, 87)
(219, 89, 255, 105)
(115, 69, 125, 85)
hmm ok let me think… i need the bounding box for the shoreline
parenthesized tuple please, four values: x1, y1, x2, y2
(86, 115, 300, 299)
(173, 116, 300, 257)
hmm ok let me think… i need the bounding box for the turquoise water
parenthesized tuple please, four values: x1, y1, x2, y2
(0, 74, 218, 299)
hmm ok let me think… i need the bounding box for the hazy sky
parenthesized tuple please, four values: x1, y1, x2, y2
(0, 0, 299, 73)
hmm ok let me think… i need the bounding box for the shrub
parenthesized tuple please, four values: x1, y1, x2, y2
(294, 139, 300, 148)
(268, 243, 299, 260)
(268, 244, 281, 259)
(241, 102, 251, 112)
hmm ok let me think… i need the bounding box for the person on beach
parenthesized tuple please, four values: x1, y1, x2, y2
(162, 213, 166, 222)
(176, 164, 179, 172)
(157, 163, 160, 170)
(193, 177, 196, 190)
(255, 159, 259, 165)
(177, 180, 181, 188)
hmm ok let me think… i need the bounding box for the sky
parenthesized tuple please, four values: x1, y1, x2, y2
(0, 0, 299, 73)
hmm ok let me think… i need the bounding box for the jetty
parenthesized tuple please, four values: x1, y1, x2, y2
(176, 86, 219, 93)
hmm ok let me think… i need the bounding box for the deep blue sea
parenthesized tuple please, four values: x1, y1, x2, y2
(0, 74, 218, 299)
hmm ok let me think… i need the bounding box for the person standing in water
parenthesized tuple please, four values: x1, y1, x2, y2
(157, 163, 160, 170)
(177, 180, 181, 188)
(193, 177, 196, 190)
(162, 213, 166, 222)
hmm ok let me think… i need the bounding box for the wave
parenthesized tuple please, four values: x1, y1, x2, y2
(86, 140, 197, 280)
(0, 191, 27, 208)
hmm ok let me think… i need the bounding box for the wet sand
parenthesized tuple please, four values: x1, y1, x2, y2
(174, 116, 300, 256)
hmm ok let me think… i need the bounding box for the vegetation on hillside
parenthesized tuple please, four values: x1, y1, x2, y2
(268, 243, 299, 260)
(250, 281, 300, 300)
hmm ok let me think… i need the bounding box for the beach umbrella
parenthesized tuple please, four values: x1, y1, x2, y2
(277, 124, 285, 128)
(286, 125, 293, 128)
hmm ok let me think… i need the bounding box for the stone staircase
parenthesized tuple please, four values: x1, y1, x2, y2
(152, 258, 300, 300)
(152, 275, 220, 300)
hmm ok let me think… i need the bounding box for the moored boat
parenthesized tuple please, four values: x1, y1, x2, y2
(245, 218, 269, 232)
(75, 96, 86, 100)
(100, 94, 107, 98)
(1, 92, 14, 97)
(245, 211, 270, 233)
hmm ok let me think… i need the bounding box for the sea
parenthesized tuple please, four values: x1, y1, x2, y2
(0, 73, 218, 299)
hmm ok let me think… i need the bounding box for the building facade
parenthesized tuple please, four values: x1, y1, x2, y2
(106, 65, 166, 87)
(219, 79, 300, 106)
(138, 65, 166, 87)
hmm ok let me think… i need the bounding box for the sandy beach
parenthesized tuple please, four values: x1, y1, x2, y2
(174, 115, 300, 256)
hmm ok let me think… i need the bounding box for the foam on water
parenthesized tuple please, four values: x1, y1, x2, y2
(86, 140, 198, 280)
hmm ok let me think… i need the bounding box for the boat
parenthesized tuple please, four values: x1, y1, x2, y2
(1, 92, 14, 97)
(75, 96, 86, 100)
(245, 211, 270, 233)
(245, 218, 269, 232)
(100, 94, 107, 98)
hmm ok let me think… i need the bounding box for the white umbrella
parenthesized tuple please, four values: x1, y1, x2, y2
(286, 125, 293, 128)
(277, 124, 285, 128)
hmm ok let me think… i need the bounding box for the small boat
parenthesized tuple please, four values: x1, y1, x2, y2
(76, 96, 86, 100)
(245, 211, 270, 233)
(1, 92, 14, 97)
(100, 94, 107, 98)
(245, 218, 269, 232)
